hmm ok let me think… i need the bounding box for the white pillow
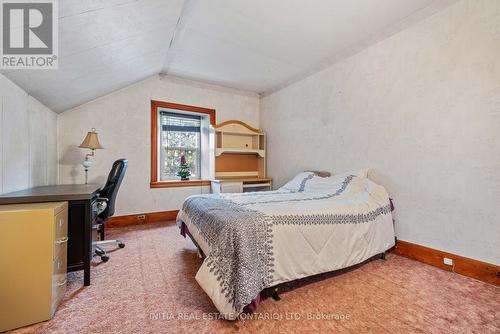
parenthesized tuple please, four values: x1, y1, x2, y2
(280, 169, 370, 192)
(301, 168, 370, 192)
(279, 172, 315, 191)
(332, 168, 370, 180)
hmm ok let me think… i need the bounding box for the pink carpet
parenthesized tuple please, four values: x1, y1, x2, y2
(11, 221, 499, 333)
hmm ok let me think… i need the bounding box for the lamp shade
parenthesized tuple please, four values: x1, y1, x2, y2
(79, 129, 103, 149)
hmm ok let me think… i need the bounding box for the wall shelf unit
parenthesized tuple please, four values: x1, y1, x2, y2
(212, 120, 271, 193)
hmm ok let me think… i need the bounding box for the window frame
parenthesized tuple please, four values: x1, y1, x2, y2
(150, 100, 215, 188)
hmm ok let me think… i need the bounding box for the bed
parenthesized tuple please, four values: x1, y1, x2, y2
(176, 170, 395, 319)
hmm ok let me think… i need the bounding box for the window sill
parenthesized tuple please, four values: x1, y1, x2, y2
(150, 180, 211, 188)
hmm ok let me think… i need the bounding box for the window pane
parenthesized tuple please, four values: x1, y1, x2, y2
(159, 112, 202, 181)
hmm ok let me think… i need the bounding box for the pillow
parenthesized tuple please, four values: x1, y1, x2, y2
(280, 169, 370, 192)
(333, 168, 370, 180)
(301, 168, 371, 192)
(279, 172, 316, 191)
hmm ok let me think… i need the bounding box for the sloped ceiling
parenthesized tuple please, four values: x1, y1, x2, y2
(1, 0, 455, 112)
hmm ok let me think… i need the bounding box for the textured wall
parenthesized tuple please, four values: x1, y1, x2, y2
(260, 0, 500, 264)
(58, 74, 260, 216)
(0, 74, 57, 194)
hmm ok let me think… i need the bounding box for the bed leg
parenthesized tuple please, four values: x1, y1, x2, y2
(380, 252, 386, 260)
(271, 288, 281, 301)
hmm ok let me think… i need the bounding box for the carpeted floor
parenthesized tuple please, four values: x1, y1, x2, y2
(11, 221, 499, 334)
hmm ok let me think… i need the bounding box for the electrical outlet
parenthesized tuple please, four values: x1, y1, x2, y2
(137, 215, 146, 220)
(443, 257, 453, 266)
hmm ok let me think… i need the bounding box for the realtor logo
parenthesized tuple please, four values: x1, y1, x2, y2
(1, 0, 58, 69)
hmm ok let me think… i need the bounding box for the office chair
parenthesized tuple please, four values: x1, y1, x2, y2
(93, 159, 128, 262)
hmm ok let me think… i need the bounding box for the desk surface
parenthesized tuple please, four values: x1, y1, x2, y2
(0, 184, 101, 204)
(212, 178, 272, 183)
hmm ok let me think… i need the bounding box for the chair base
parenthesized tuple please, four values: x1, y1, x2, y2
(94, 239, 124, 247)
(93, 240, 125, 262)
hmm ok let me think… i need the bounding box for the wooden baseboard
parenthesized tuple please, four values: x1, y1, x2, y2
(393, 240, 499, 286)
(107, 210, 179, 228)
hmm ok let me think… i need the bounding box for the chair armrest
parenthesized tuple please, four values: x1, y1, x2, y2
(96, 198, 108, 215)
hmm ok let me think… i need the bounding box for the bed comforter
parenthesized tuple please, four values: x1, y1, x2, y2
(176, 174, 395, 319)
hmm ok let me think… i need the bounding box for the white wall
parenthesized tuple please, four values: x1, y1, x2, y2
(58, 74, 260, 216)
(260, 0, 500, 264)
(0, 74, 57, 194)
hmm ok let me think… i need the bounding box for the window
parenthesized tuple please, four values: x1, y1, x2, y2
(160, 112, 202, 180)
(150, 100, 215, 188)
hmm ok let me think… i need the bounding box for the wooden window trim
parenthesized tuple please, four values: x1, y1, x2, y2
(150, 100, 215, 188)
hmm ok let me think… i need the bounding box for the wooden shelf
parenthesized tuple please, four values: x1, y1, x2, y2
(215, 171, 259, 178)
(215, 148, 265, 157)
(214, 120, 267, 187)
(215, 130, 260, 136)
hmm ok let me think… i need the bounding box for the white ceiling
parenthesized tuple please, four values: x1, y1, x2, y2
(1, 0, 454, 112)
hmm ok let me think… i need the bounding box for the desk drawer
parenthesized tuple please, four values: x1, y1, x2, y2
(51, 250, 67, 315)
(53, 234, 68, 260)
(54, 210, 68, 242)
(221, 182, 243, 193)
(53, 244, 67, 275)
(51, 274, 66, 315)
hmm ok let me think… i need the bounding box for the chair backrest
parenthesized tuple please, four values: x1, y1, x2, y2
(98, 159, 128, 220)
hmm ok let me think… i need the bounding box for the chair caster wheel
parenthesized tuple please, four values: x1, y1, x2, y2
(101, 255, 109, 262)
(271, 288, 281, 301)
(118, 243, 125, 248)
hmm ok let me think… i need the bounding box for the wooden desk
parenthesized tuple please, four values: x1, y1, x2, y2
(0, 184, 101, 286)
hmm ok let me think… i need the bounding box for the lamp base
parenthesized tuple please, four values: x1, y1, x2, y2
(82, 157, 92, 184)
